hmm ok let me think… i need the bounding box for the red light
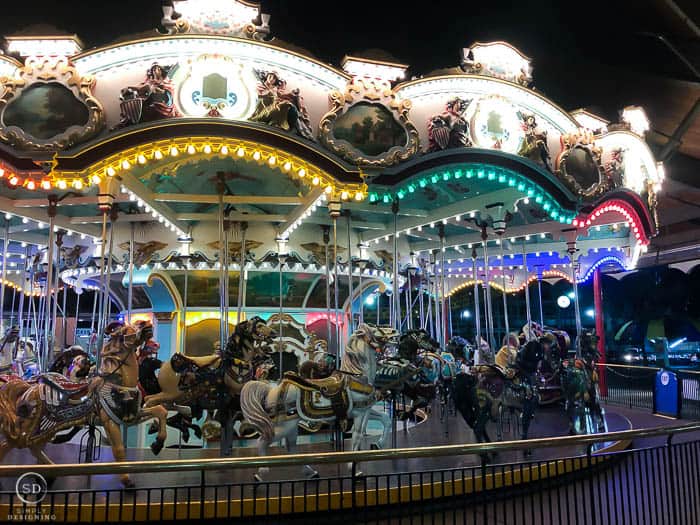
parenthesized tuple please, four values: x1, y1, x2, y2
(0, 168, 4, 178)
(41, 180, 51, 190)
(8, 176, 19, 186)
(26, 180, 35, 190)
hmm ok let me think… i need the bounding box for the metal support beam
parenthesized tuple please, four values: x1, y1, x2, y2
(0, 196, 100, 239)
(118, 173, 187, 236)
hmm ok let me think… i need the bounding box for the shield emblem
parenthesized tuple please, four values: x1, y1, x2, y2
(120, 98, 144, 125)
(432, 126, 450, 150)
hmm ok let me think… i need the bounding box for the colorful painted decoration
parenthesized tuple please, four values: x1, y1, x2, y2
(334, 102, 408, 156)
(249, 70, 314, 140)
(116, 63, 181, 128)
(517, 113, 551, 171)
(470, 96, 524, 153)
(427, 97, 473, 152)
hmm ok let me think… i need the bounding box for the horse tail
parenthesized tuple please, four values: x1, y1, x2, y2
(52, 426, 82, 444)
(139, 357, 163, 396)
(240, 381, 274, 442)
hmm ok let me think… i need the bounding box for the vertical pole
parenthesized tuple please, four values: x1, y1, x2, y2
(94, 208, 109, 360)
(406, 273, 413, 330)
(418, 267, 425, 329)
(522, 242, 532, 335)
(568, 244, 583, 357)
(432, 253, 440, 340)
(43, 211, 56, 371)
(333, 216, 341, 352)
(537, 273, 545, 327)
(127, 223, 135, 324)
(51, 232, 63, 351)
(593, 268, 607, 396)
(472, 253, 482, 357)
(323, 227, 333, 353)
(60, 279, 67, 347)
(181, 255, 189, 354)
(376, 291, 380, 325)
(100, 208, 117, 337)
(500, 239, 509, 345)
(438, 225, 447, 347)
(481, 231, 495, 352)
(0, 220, 8, 334)
(392, 201, 400, 332)
(217, 190, 226, 352)
(17, 248, 27, 342)
(236, 223, 247, 322)
(9, 288, 16, 328)
(358, 271, 364, 325)
(278, 252, 284, 379)
(223, 220, 230, 341)
(346, 212, 354, 335)
(72, 289, 80, 346)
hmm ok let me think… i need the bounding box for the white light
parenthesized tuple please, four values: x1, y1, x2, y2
(6, 37, 82, 58)
(557, 295, 571, 309)
(621, 106, 650, 136)
(365, 294, 376, 306)
(342, 56, 407, 82)
(585, 308, 595, 318)
(4, 213, 11, 220)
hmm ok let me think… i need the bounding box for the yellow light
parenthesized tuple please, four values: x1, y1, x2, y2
(106, 166, 116, 177)
(341, 191, 349, 200)
(187, 144, 196, 154)
(298, 168, 307, 178)
(137, 154, 147, 164)
(57, 180, 67, 190)
(355, 191, 364, 201)
(220, 145, 229, 155)
(121, 159, 130, 170)
(154, 149, 163, 160)
(91, 174, 102, 185)
(325, 186, 333, 194)
(283, 161, 292, 172)
(253, 151, 261, 161)
(170, 146, 179, 157)
(26, 180, 35, 190)
(73, 179, 84, 190)
(203, 144, 212, 154)
(237, 147, 245, 157)
(41, 180, 51, 190)
(268, 155, 276, 166)
(312, 176, 320, 185)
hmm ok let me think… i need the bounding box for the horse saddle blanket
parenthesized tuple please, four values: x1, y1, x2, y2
(284, 371, 372, 422)
(39, 373, 91, 404)
(97, 382, 142, 425)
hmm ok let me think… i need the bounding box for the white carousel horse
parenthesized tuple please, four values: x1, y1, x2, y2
(240, 324, 399, 481)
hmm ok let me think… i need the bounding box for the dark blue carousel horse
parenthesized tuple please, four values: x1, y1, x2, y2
(454, 339, 544, 447)
(561, 329, 605, 434)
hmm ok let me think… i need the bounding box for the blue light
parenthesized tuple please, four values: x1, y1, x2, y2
(669, 337, 687, 349)
(365, 295, 376, 306)
(585, 308, 595, 318)
(461, 309, 471, 319)
(567, 291, 575, 299)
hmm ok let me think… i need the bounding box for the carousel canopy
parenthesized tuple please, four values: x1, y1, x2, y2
(0, 0, 664, 299)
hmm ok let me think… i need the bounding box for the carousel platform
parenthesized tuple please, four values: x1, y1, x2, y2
(0, 404, 686, 523)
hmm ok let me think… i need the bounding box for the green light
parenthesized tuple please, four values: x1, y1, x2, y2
(543, 202, 551, 211)
(527, 188, 535, 197)
(431, 174, 439, 184)
(498, 174, 506, 183)
(466, 170, 474, 178)
(369, 193, 377, 203)
(454, 170, 462, 179)
(397, 190, 405, 199)
(487, 171, 496, 181)
(443, 172, 451, 181)
(419, 179, 427, 188)
(383, 194, 391, 203)
(408, 184, 415, 193)
(477, 170, 485, 179)
(550, 210, 558, 219)
(508, 178, 515, 187)
(517, 183, 525, 191)
(535, 195, 543, 203)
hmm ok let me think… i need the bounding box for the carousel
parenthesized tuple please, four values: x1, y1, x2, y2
(0, 0, 662, 504)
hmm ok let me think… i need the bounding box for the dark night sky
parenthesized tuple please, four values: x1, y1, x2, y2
(1, 1, 699, 127)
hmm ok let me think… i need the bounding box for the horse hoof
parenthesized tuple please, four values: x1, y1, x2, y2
(181, 429, 190, 443)
(370, 443, 380, 450)
(150, 438, 165, 456)
(147, 422, 158, 435)
(122, 479, 136, 490)
(353, 471, 365, 480)
(193, 425, 203, 440)
(254, 473, 264, 483)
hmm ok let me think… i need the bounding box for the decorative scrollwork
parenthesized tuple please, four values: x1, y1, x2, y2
(0, 58, 104, 151)
(318, 77, 419, 168)
(555, 131, 608, 199)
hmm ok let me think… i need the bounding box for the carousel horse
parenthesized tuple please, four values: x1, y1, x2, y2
(395, 330, 442, 416)
(0, 321, 168, 488)
(240, 324, 404, 481)
(49, 346, 94, 383)
(0, 327, 20, 379)
(456, 339, 544, 445)
(15, 340, 40, 380)
(142, 317, 276, 447)
(561, 329, 605, 434)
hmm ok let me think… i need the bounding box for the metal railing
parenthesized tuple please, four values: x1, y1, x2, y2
(2, 422, 700, 523)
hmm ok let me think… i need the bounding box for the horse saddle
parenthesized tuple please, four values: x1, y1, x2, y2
(283, 370, 348, 397)
(40, 373, 91, 402)
(171, 353, 223, 390)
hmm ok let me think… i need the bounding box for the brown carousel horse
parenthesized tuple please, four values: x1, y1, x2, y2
(141, 317, 275, 449)
(0, 321, 168, 488)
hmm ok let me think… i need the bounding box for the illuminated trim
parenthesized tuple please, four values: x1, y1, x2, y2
(370, 164, 577, 224)
(72, 35, 350, 90)
(394, 74, 579, 133)
(594, 131, 660, 194)
(0, 56, 21, 78)
(51, 136, 367, 200)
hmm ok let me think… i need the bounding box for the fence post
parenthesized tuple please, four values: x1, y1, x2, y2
(586, 444, 597, 525)
(666, 434, 679, 525)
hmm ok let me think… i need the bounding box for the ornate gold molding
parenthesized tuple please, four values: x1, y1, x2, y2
(0, 58, 104, 151)
(555, 131, 609, 199)
(318, 77, 419, 168)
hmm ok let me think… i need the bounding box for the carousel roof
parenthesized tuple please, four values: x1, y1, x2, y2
(0, 0, 670, 298)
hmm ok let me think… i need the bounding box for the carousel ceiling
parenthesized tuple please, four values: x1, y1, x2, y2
(0, 0, 670, 297)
